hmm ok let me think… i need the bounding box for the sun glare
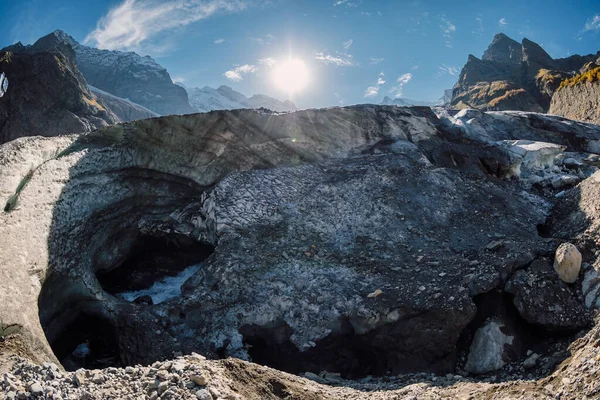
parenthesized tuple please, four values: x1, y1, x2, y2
(272, 58, 309, 94)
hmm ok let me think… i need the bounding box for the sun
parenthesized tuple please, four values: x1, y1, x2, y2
(272, 58, 309, 94)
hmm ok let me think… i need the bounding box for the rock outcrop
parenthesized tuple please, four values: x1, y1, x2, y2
(2, 105, 600, 399)
(549, 62, 600, 125)
(451, 33, 599, 112)
(0, 47, 118, 144)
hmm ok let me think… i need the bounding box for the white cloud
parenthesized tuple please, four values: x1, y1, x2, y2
(437, 64, 460, 78)
(334, 93, 345, 105)
(364, 71, 386, 98)
(315, 51, 355, 66)
(440, 16, 456, 48)
(224, 64, 257, 81)
(85, 0, 255, 51)
(411, 65, 419, 70)
(364, 86, 379, 98)
(173, 76, 185, 83)
(343, 39, 353, 49)
(584, 15, 600, 32)
(369, 57, 385, 64)
(214, 38, 225, 44)
(499, 18, 507, 26)
(259, 57, 276, 67)
(389, 72, 412, 98)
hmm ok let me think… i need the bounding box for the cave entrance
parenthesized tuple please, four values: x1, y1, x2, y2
(50, 312, 121, 371)
(96, 233, 215, 304)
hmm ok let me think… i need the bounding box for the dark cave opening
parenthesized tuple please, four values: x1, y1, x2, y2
(456, 289, 575, 375)
(50, 312, 122, 371)
(96, 233, 215, 298)
(240, 316, 456, 380)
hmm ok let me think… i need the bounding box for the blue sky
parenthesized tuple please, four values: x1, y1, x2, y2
(1, 0, 600, 109)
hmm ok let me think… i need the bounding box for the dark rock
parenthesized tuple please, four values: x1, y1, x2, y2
(133, 295, 154, 305)
(505, 258, 592, 330)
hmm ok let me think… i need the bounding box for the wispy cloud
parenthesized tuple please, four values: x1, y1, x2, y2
(343, 39, 353, 49)
(315, 51, 355, 66)
(389, 72, 412, 98)
(437, 64, 460, 78)
(473, 17, 484, 35)
(584, 15, 600, 32)
(224, 64, 257, 81)
(333, 0, 360, 7)
(214, 38, 225, 44)
(259, 57, 276, 67)
(85, 0, 257, 51)
(364, 72, 386, 98)
(499, 17, 507, 26)
(369, 57, 385, 64)
(411, 65, 419, 70)
(440, 16, 456, 48)
(334, 93, 345, 105)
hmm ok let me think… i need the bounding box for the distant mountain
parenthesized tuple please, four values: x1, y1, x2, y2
(184, 85, 297, 113)
(451, 33, 600, 112)
(439, 89, 453, 106)
(52, 30, 194, 116)
(0, 35, 118, 144)
(380, 96, 438, 107)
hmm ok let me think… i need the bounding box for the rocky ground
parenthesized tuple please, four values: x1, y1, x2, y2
(2, 105, 600, 399)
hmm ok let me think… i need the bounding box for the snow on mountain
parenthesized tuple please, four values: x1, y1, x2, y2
(381, 96, 439, 107)
(184, 85, 297, 113)
(53, 30, 194, 116)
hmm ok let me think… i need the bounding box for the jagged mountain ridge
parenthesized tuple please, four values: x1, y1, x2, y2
(451, 33, 600, 112)
(184, 84, 297, 113)
(51, 30, 194, 116)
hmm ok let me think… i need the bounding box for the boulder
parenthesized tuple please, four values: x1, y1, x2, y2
(554, 243, 582, 284)
(464, 319, 513, 374)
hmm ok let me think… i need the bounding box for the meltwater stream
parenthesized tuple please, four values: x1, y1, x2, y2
(115, 263, 202, 304)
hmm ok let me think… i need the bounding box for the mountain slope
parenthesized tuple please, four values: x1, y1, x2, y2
(451, 33, 599, 112)
(53, 30, 194, 116)
(186, 85, 297, 113)
(89, 86, 160, 122)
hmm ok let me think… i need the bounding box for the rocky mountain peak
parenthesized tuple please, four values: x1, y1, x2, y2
(522, 38, 555, 68)
(482, 33, 523, 65)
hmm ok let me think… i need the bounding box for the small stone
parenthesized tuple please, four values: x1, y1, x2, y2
(29, 382, 43, 395)
(192, 374, 208, 386)
(553, 243, 582, 283)
(367, 289, 383, 298)
(486, 240, 504, 251)
(92, 373, 105, 384)
(73, 371, 85, 387)
(195, 388, 213, 400)
(157, 381, 169, 394)
(523, 353, 539, 369)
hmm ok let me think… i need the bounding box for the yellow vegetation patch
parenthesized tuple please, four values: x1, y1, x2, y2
(82, 95, 106, 111)
(488, 88, 527, 107)
(0, 52, 12, 64)
(558, 66, 600, 90)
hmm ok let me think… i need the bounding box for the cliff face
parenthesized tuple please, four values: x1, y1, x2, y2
(549, 62, 600, 124)
(52, 31, 194, 116)
(0, 49, 118, 144)
(451, 33, 599, 112)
